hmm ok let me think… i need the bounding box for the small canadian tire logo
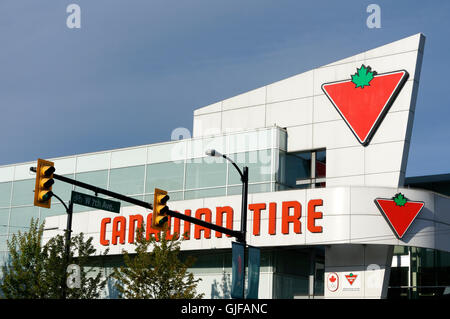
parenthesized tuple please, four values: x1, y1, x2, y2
(327, 272, 339, 292)
(345, 273, 358, 285)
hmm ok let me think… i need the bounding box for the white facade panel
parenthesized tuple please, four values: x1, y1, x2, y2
(364, 172, 402, 188)
(76, 152, 111, 173)
(389, 80, 417, 113)
(147, 140, 186, 163)
(312, 120, 360, 150)
(364, 33, 424, 59)
(111, 147, 147, 169)
(52, 157, 77, 175)
(326, 175, 365, 187)
(365, 50, 422, 81)
(265, 97, 313, 128)
(221, 105, 265, 133)
(266, 70, 314, 103)
(369, 111, 411, 144)
(13, 163, 35, 181)
(313, 94, 341, 123)
(193, 101, 221, 116)
(0, 166, 15, 183)
(193, 112, 222, 137)
(364, 141, 405, 175)
(326, 147, 365, 178)
(349, 215, 398, 245)
(222, 87, 266, 111)
(286, 125, 312, 152)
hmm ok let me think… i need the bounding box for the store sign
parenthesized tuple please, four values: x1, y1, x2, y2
(99, 198, 324, 246)
(375, 193, 424, 239)
(342, 272, 361, 291)
(322, 65, 408, 146)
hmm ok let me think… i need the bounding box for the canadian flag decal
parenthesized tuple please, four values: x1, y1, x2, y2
(322, 65, 409, 146)
(375, 193, 425, 239)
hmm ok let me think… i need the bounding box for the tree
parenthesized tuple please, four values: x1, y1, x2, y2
(111, 227, 203, 299)
(0, 219, 47, 298)
(0, 218, 109, 299)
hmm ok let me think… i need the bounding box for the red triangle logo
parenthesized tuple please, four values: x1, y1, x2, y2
(322, 66, 409, 146)
(375, 194, 424, 239)
(345, 273, 358, 285)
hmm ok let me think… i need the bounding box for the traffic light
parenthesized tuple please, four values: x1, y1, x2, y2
(152, 188, 170, 231)
(33, 158, 55, 208)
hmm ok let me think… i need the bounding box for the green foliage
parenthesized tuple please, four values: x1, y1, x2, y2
(0, 218, 109, 299)
(0, 219, 46, 298)
(351, 65, 375, 88)
(394, 193, 407, 207)
(111, 227, 204, 299)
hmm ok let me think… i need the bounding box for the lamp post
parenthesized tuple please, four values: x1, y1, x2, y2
(206, 149, 248, 298)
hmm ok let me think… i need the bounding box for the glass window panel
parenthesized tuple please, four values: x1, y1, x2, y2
(40, 203, 67, 220)
(8, 226, 30, 237)
(146, 161, 184, 192)
(279, 129, 287, 151)
(228, 150, 273, 185)
(0, 208, 9, 235)
(118, 194, 144, 208)
(228, 129, 272, 154)
(52, 174, 74, 202)
(11, 179, 35, 206)
(185, 158, 226, 189)
(109, 165, 145, 195)
(227, 183, 272, 196)
(75, 170, 108, 191)
(316, 150, 326, 179)
(278, 151, 310, 187)
(188, 252, 228, 274)
(9, 206, 39, 228)
(0, 182, 12, 207)
(184, 187, 225, 200)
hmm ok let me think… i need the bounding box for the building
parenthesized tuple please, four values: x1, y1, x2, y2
(0, 33, 449, 299)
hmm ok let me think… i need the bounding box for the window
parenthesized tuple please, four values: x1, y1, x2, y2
(185, 157, 227, 190)
(75, 170, 108, 191)
(109, 165, 145, 195)
(0, 208, 9, 235)
(11, 179, 35, 206)
(146, 161, 184, 192)
(0, 182, 11, 208)
(278, 149, 326, 189)
(227, 150, 273, 185)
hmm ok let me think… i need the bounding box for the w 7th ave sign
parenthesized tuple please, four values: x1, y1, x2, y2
(71, 191, 121, 214)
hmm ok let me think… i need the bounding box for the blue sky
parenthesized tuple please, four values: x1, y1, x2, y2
(0, 0, 449, 177)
